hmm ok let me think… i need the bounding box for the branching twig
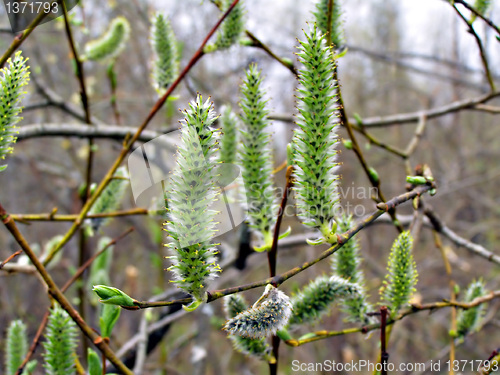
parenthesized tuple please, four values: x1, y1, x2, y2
(424, 206, 500, 266)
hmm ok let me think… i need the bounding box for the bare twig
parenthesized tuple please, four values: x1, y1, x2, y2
(0, 250, 22, 270)
(450, 3, 496, 91)
(424, 207, 500, 266)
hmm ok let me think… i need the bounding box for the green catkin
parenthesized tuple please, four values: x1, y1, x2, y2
(224, 285, 292, 338)
(86, 167, 129, 235)
(380, 231, 418, 316)
(43, 306, 78, 375)
(332, 215, 374, 324)
(456, 279, 487, 338)
(205, 0, 245, 52)
(5, 320, 28, 375)
(292, 24, 341, 245)
(238, 63, 278, 252)
(288, 275, 361, 327)
(164, 95, 221, 309)
(313, 0, 344, 48)
(223, 294, 273, 361)
(219, 105, 239, 165)
(0, 51, 30, 172)
(471, 0, 492, 22)
(150, 13, 179, 95)
(84, 17, 130, 61)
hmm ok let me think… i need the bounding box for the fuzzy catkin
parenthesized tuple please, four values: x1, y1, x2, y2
(238, 63, 278, 251)
(84, 17, 130, 61)
(5, 320, 28, 375)
(86, 166, 129, 235)
(150, 13, 178, 94)
(219, 105, 239, 165)
(292, 24, 341, 244)
(380, 231, 418, 316)
(165, 95, 221, 306)
(205, 0, 244, 52)
(43, 306, 78, 375)
(332, 215, 374, 324)
(223, 294, 272, 361)
(313, 0, 344, 47)
(224, 285, 292, 338)
(0, 51, 30, 172)
(288, 275, 361, 327)
(456, 279, 487, 338)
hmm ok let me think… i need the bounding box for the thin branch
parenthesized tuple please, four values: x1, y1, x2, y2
(286, 291, 500, 347)
(357, 91, 500, 127)
(0, 202, 133, 374)
(424, 206, 500, 265)
(452, 0, 500, 38)
(451, 3, 496, 91)
(0, 250, 22, 270)
(0, 7, 51, 68)
(11, 208, 148, 222)
(244, 30, 298, 77)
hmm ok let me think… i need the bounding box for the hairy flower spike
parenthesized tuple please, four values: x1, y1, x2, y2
(456, 279, 487, 338)
(165, 95, 221, 309)
(224, 285, 292, 338)
(293, 24, 341, 244)
(313, 0, 344, 47)
(0, 51, 30, 172)
(380, 231, 418, 316)
(84, 17, 130, 61)
(205, 0, 245, 52)
(43, 305, 78, 375)
(150, 13, 179, 95)
(223, 295, 273, 361)
(332, 215, 375, 324)
(5, 320, 28, 375)
(219, 105, 239, 165)
(288, 275, 361, 327)
(85, 166, 129, 235)
(238, 63, 278, 251)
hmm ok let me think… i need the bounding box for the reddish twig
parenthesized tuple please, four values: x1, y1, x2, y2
(0, 250, 22, 270)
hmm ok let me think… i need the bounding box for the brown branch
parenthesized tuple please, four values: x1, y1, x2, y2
(244, 30, 298, 77)
(286, 290, 500, 346)
(0, 202, 133, 374)
(0, 8, 51, 68)
(0, 250, 22, 270)
(14, 229, 133, 375)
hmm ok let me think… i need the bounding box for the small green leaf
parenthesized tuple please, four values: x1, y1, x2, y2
(92, 285, 136, 307)
(99, 304, 121, 338)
